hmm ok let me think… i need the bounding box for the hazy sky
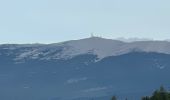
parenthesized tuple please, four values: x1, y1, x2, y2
(0, 0, 170, 43)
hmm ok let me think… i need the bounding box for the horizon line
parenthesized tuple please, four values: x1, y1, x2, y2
(0, 36, 170, 45)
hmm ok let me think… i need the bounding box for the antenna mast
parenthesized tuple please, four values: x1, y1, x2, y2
(91, 33, 94, 37)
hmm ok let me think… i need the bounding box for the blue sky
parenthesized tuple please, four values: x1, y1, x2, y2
(0, 0, 170, 43)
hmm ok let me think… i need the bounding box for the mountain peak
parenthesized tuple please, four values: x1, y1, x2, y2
(72, 36, 123, 44)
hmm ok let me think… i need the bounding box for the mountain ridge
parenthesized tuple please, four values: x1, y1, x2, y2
(1, 37, 170, 62)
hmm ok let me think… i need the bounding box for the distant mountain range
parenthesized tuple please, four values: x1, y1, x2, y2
(0, 37, 170, 100)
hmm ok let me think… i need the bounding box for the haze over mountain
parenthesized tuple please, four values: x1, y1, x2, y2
(0, 37, 170, 100)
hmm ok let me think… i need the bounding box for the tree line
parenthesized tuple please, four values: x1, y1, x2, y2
(111, 86, 170, 100)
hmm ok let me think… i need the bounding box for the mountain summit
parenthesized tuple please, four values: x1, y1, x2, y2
(1, 37, 170, 62)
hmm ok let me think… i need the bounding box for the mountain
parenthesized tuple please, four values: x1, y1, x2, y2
(0, 37, 170, 100)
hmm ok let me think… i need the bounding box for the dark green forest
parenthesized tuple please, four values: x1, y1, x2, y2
(111, 86, 170, 100)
